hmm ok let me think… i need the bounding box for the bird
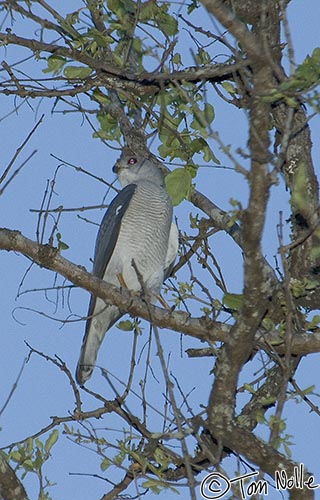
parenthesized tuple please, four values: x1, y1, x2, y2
(76, 149, 179, 385)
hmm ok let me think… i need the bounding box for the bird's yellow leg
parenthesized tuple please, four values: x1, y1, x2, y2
(157, 294, 171, 310)
(117, 272, 170, 309)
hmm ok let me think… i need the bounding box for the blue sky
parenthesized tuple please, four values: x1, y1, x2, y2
(0, 2, 320, 500)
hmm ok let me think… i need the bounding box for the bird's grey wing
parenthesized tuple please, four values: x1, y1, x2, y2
(86, 183, 137, 322)
(76, 184, 137, 385)
(93, 183, 137, 280)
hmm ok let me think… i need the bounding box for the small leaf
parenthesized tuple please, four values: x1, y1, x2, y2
(262, 317, 275, 330)
(204, 102, 215, 123)
(172, 53, 182, 65)
(186, 162, 198, 179)
(24, 459, 35, 471)
(142, 479, 179, 495)
(187, 0, 199, 14)
(26, 437, 34, 454)
(97, 112, 118, 132)
(10, 451, 22, 462)
(191, 103, 215, 130)
(203, 144, 220, 164)
(142, 480, 164, 494)
(308, 315, 320, 330)
(157, 14, 178, 37)
(42, 55, 66, 75)
(100, 457, 111, 471)
(64, 66, 92, 79)
(93, 89, 110, 104)
(243, 383, 255, 394)
(45, 429, 59, 453)
(165, 168, 192, 206)
(56, 233, 69, 251)
(221, 81, 237, 95)
(284, 96, 299, 108)
(195, 48, 211, 65)
(222, 292, 243, 311)
(283, 443, 292, 458)
(300, 384, 315, 396)
(117, 319, 135, 331)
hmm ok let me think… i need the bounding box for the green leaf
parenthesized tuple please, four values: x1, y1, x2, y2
(116, 320, 135, 331)
(203, 144, 220, 164)
(23, 459, 34, 471)
(26, 437, 34, 454)
(190, 137, 207, 154)
(172, 53, 182, 65)
(92, 89, 110, 104)
(187, 0, 199, 14)
(157, 13, 178, 37)
(64, 66, 93, 79)
(243, 383, 256, 394)
(186, 162, 198, 179)
(42, 55, 66, 75)
(222, 292, 243, 311)
(284, 96, 299, 108)
(97, 112, 118, 131)
(45, 430, 59, 453)
(221, 81, 237, 95)
(10, 451, 22, 462)
(300, 384, 315, 396)
(283, 442, 292, 458)
(165, 168, 192, 206)
(262, 317, 275, 330)
(142, 480, 163, 494)
(308, 315, 320, 330)
(142, 479, 179, 495)
(195, 48, 211, 65)
(86, 28, 113, 47)
(35, 438, 44, 451)
(100, 457, 111, 471)
(191, 103, 215, 131)
(65, 11, 80, 27)
(56, 233, 69, 251)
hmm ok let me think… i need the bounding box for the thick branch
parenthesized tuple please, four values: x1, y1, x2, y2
(0, 31, 249, 100)
(0, 454, 29, 500)
(2, 228, 317, 357)
(199, 0, 262, 59)
(272, 103, 320, 283)
(222, 423, 314, 500)
(0, 33, 124, 77)
(0, 227, 228, 342)
(207, 0, 275, 463)
(208, 72, 273, 426)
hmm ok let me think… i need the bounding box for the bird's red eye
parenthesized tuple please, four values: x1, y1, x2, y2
(128, 157, 137, 165)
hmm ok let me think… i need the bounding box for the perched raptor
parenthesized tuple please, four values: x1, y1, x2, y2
(76, 150, 178, 385)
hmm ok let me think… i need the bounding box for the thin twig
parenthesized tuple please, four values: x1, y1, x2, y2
(0, 149, 37, 195)
(0, 113, 43, 185)
(0, 358, 27, 417)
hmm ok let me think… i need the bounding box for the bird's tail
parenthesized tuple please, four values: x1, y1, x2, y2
(76, 303, 122, 385)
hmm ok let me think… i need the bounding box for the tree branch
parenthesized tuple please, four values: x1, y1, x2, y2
(0, 227, 228, 342)
(0, 454, 29, 500)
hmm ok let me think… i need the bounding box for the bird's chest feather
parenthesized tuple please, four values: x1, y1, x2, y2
(104, 182, 172, 293)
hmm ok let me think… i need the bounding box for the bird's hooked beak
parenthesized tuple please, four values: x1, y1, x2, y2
(112, 161, 120, 174)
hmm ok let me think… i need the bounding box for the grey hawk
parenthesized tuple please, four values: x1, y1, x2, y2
(76, 150, 178, 385)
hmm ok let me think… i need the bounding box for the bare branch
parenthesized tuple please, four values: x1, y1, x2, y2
(0, 113, 43, 189)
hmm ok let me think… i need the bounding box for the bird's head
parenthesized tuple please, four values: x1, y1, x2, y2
(113, 149, 164, 187)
